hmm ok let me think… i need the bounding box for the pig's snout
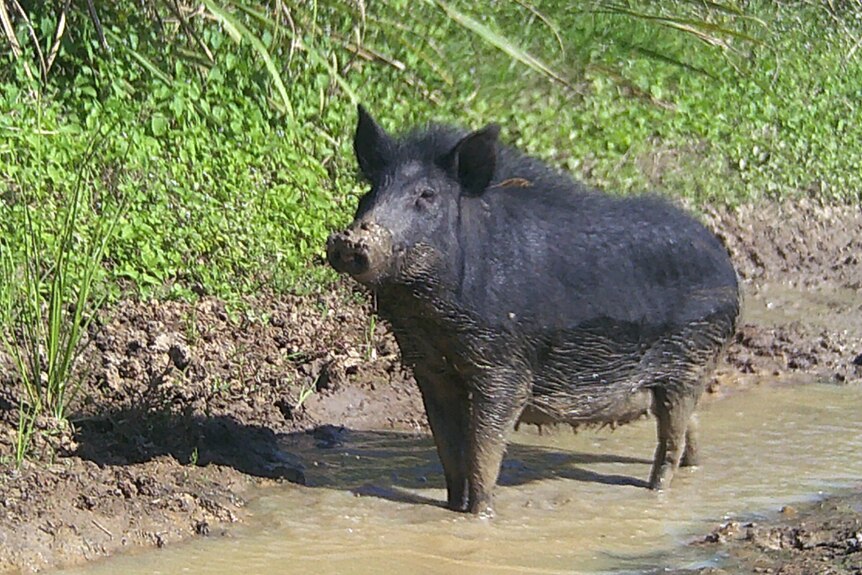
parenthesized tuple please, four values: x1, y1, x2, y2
(326, 230, 370, 276)
(326, 222, 392, 283)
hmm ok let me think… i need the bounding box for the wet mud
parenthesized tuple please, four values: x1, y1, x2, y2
(1, 200, 861, 573)
(682, 492, 862, 575)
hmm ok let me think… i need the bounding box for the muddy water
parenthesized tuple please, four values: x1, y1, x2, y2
(55, 381, 862, 575)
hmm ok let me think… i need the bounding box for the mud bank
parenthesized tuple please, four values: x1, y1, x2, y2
(675, 489, 862, 575)
(1, 200, 861, 573)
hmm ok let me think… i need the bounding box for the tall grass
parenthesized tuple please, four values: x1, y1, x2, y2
(0, 113, 125, 465)
(0, 1, 761, 100)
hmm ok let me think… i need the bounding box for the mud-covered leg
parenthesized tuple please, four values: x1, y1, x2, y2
(467, 371, 529, 516)
(680, 413, 700, 467)
(649, 386, 699, 490)
(414, 368, 470, 511)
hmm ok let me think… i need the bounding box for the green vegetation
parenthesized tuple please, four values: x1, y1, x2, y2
(0, 2, 860, 460)
(1, 108, 124, 463)
(2, 2, 859, 301)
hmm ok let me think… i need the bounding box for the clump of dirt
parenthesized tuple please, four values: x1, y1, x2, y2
(0, 457, 249, 574)
(681, 490, 862, 574)
(703, 200, 862, 290)
(0, 200, 861, 574)
(74, 291, 422, 438)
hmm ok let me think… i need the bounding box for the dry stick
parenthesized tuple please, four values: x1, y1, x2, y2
(91, 519, 114, 539)
(343, 40, 405, 71)
(848, 33, 862, 61)
(0, 1, 34, 81)
(512, 0, 565, 54)
(86, 0, 109, 51)
(12, 0, 47, 81)
(166, 0, 214, 62)
(45, 1, 69, 76)
(279, 3, 298, 65)
(341, 40, 442, 104)
(0, 1, 21, 56)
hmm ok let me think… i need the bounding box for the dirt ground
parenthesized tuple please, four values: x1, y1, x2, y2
(679, 491, 862, 575)
(1, 199, 861, 574)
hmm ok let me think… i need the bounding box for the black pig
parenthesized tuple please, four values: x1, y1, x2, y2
(327, 106, 739, 515)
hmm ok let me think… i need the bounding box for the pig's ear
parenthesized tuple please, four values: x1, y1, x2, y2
(354, 105, 393, 182)
(444, 125, 500, 195)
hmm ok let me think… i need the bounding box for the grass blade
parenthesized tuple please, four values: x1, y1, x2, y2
(0, 1, 22, 58)
(426, 0, 574, 90)
(301, 40, 359, 105)
(591, 4, 763, 47)
(234, 2, 359, 105)
(0, 0, 36, 81)
(512, 0, 565, 54)
(202, 0, 295, 118)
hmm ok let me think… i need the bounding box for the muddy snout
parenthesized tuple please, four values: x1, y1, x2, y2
(326, 221, 393, 283)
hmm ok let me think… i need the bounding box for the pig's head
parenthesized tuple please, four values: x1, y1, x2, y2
(327, 106, 499, 287)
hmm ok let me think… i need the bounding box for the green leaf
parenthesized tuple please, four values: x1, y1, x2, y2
(151, 114, 169, 136)
(105, 29, 173, 85)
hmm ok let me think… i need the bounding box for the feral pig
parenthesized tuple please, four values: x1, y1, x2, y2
(327, 106, 740, 516)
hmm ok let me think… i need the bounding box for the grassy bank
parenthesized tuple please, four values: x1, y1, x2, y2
(2, 2, 860, 303)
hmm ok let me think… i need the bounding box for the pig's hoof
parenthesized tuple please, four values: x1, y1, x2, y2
(648, 466, 673, 491)
(447, 499, 468, 513)
(468, 497, 495, 517)
(680, 452, 700, 467)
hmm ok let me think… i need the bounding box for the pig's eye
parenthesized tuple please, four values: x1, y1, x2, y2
(415, 187, 436, 206)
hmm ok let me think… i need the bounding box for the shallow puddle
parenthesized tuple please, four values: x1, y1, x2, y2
(54, 380, 862, 574)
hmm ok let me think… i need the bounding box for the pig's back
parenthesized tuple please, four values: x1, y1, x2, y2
(456, 182, 738, 336)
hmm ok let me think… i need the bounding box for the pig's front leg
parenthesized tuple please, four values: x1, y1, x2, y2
(466, 367, 531, 516)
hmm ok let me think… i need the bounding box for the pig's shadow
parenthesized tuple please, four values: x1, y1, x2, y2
(282, 426, 653, 509)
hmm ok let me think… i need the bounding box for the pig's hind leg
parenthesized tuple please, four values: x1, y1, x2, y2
(645, 316, 730, 488)
(648, 384, 700, 490)
(680, 413, 700, 467)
